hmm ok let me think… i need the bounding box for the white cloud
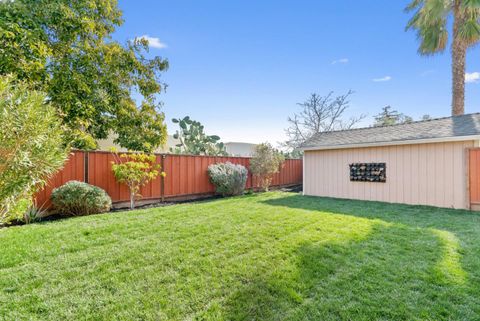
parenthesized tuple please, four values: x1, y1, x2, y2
(332, 58, 349, 64)
(372, 76, 392, 82)
(137, 35, 167, 49)
(465, 72, 480, 83)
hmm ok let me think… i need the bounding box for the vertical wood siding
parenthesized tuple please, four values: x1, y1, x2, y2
(34, 152, 303, 207)
(304, 141, 473, 209)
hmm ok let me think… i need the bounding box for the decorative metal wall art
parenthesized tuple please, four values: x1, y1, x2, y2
(349, 163, 386, 182)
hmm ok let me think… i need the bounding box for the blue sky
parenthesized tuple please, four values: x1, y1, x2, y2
(115, 0, 480, 145)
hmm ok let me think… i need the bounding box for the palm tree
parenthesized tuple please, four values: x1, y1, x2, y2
(406, 0, 480, 115)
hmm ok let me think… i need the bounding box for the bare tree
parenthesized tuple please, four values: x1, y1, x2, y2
(283, 90, 365, 150)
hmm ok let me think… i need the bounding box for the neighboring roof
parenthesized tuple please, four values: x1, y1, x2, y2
(301, 113, 480, 150)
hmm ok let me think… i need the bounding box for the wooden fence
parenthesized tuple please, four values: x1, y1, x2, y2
(35, 151, 303, 208)
(469, 148, 480, 210)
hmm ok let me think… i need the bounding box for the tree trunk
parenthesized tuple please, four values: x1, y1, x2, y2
(130, 191, 135, 210)
(452, 1, 466, 116)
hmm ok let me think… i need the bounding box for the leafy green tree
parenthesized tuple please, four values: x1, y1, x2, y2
(171, 116, 228, 156)
(111, 150, 164, 209)
(0, 76, 68, 223)
(250, 143, 285, 192)
(406, 0, 480, 116)
(0, 0, 168, 151)
(281, 149, 303, 159)
(373, 107, 436, 126)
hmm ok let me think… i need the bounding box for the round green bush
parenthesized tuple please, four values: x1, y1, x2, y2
(51, 181, 112, 216)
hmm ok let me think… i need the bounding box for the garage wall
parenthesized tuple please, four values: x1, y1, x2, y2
(303, 141, 474, 209)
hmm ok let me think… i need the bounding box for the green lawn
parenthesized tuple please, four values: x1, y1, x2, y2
(1, 192, 480, 321)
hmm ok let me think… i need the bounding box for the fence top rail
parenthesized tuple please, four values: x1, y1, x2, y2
(71, 149, 302, 160)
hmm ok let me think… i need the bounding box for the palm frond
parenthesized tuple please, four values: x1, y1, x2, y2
(459, 2, 480, 45)
(406, 0, 451, 54)
(463, 0, 480, 8)
(458, 18, 480, 44)
(418, 21, 449, 54)
(405, 0, 425, 12)
(406, 10, 422, 30)
(423, 0, 450, 18)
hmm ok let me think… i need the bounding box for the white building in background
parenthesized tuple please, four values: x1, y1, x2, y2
(97, 133, 257, 157)
(225, 142, 257, 157)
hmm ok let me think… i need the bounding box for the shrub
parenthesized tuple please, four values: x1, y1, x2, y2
(208, 162, 248, 196)
(1, 198, 30, 226)
(111, 150, 164, 209)
(0, 76, 68, 223)
(250, 143, 285, 192)
(22, 203, 47, 224)
(51, 181, 112, 216)
(0, 198, 47, 226)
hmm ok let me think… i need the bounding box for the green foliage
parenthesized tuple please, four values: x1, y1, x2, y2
(406, 0, 480, 54)
(115, 101, 167, 153)
(374, 106, 404, 126)
(23, 202, 47, 224)
(281, 149, 303, 159)
(171, 116, 228, 156)
(111, 150, 163, 209)
(244, 188, 254, 195)
(250, 143, 285, 192)
(405, 0, 480, 115)
(373, 106, 413, 126)
(373, 107, 434, 126)
(1, 198, 30, 226)
(0, 76, 68, 223)
(0, 0, 168, 151)
(51, 181, 112, 216)
(208, 162, 248, 196)
(0, 198, 46, 226)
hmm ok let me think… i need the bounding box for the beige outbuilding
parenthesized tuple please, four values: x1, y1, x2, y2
(300, 113, 480, 210)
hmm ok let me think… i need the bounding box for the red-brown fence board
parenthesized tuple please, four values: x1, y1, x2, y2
(34, 151, 303, 207)
(470, 149, 480, 207)
(35, 151, 86, 208)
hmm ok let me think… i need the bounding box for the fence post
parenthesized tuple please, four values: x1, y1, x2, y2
(161, 154, 166, 202)
(247, 158, 253, 189)
(84, 151, 89, 184)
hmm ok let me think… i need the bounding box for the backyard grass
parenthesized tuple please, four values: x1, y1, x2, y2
(1, 192, 480, 321)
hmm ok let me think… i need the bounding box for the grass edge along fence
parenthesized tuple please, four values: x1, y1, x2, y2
(34, 151, 303, 208)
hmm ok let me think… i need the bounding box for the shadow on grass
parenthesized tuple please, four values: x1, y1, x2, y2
(261, 194, 480, 233)
(218, 195, 478, 320)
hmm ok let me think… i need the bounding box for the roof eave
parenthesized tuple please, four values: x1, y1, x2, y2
(300, 135, 480, 151)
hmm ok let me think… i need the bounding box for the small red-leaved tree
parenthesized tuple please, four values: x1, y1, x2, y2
(110, 149, 165, 209)
(250, 143, 285, 192)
